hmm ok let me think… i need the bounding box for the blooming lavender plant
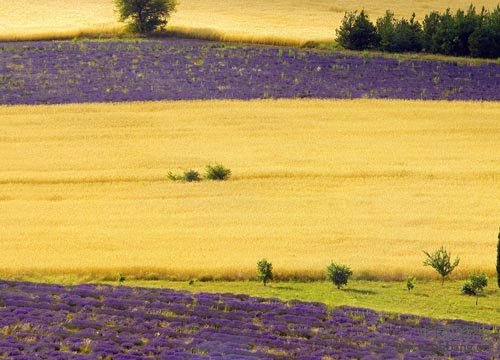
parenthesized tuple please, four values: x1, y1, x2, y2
(0, 39, 498, 105)
(0, 280, 498, 358)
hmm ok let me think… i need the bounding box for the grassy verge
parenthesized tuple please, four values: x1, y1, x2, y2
(315, 44, 499, 65)
(3, 275, 499, 325)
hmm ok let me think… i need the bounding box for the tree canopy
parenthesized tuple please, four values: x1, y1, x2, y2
(115, 0, 177, 33)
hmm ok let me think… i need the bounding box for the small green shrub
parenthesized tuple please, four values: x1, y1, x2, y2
(257, 259, 273, 286)
(326, 262, 353, 289)
(167, 169, 201, 182)
(205, 164, 231, 181)
(118, 273, 126, 284)
(461, 282, 476, 295)
(406, 276, 416, 291)
(423, 246, 460, 284)
(183, 169, 201, 182)
(461, 273, 488, 305)
(167, 171, 183, 181)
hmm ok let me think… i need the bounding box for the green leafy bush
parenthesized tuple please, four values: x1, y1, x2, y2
(167, 171, 183, 181)
(461, 273, 488, 305)
(118, 273, 126, 284)
(205, 164, 231, 181)
(167, 169, 201, 182)
(461, 281, 476, 295)
(183, 169, 201, 182)
(406, 276, 416, 291)
(114, 0, 177, 34)
(326, 262, 353, 289)
(168, 165, 231, 182)
(423, 246, 460, 284)
(257, 259, 273, 286)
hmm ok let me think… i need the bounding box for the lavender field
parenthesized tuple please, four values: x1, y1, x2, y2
(1, 39, 499, 105)
(0, 281, 498, 359)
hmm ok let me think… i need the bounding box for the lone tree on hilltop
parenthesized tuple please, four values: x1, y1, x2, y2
(423, 246, 460, 284)
(115, 0, 177, 34)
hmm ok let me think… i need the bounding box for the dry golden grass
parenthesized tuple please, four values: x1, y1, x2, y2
(1, 0, 499, 44)
(0, 99, 498, 281)
(0, 0, 121, 42)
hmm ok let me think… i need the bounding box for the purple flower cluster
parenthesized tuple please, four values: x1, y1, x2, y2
(0, 281, 498, 359)
(0, 39, 499, 105)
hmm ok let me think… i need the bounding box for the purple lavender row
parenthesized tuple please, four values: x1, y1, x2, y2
(0, 39, 499, 105)
(0, 281, 498, 359)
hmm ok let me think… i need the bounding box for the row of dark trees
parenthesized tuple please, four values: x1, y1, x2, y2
(114, 1, 498, 59)
(336, 6, 500, 58)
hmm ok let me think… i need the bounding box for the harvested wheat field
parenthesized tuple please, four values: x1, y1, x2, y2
(0, 99, 498, 280)
(1, 0, 499, 43)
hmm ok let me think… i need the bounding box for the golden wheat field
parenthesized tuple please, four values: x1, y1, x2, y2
(0, 99, 498, 281)
(1, 0, 499, 43)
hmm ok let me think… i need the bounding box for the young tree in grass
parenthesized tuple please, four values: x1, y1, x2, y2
(257, 259, 273, 286)
(326, 262, 353, 289)
(115, 0, 177, 34)
(423, 246, 460, 284)
(406, 276, 416, 291)
(461, 273, 488, 306)
(118, 273, 126, 284)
